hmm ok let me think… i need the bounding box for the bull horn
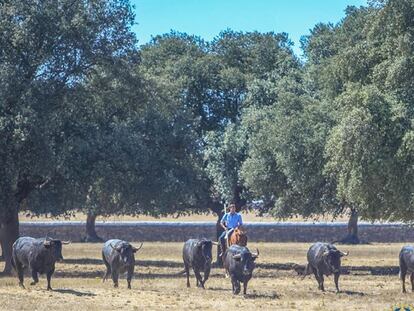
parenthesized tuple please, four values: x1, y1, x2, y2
(211, 241, 219, 246)
(61, 240, 71, 245)
(339, 251, 349, 257)
(132, 242, 143, 252)
(251, 248, 260, 258)
(232, 253, 242, 259)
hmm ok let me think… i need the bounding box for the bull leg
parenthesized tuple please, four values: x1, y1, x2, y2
(231, 276, 240, 295)
(334, 273, 340, 293)
(14, 260, 25, 289)
(127, 266, 134, 290)
(103, 267, 111, 283)
(313, 270, 321, 290)
(194, 268, 204, 289)
(203, 267, 210, 287)
(224, 268, 229, 278)
(243, 280, 248, 295)
(234, 280, 241, 295)
(184, 264, 190, 288)
(46, 269, 54, 291)
(111, 269, 119, 288)
(102, 255, 111, 283)
(317, 271, 325, 291)
(400, 267, 407, 293)
(30, 270, 39, 286)
(411, 273, 414, 292)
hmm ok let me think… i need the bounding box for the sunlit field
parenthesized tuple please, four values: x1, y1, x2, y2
(1, 243, 413, 310)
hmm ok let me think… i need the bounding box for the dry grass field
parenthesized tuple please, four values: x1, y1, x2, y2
(1, 242, 413, 310)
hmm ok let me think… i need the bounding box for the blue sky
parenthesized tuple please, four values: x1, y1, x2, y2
(131, 0, 367, 56)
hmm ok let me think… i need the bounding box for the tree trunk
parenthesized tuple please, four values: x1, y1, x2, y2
(233, 185, 246, 212)
(84, 212, 103, 242)
(339, 208, 360, 244)
(0, 208, 19, 275)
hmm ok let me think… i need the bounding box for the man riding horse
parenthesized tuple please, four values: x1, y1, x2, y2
(218, 202, 244, 257)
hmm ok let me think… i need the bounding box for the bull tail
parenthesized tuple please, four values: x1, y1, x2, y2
(11, 256, 15, 270)
(11, 253, 17, 272)
(301, 263, 313, 280)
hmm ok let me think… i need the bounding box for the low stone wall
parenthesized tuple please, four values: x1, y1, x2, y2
(19, 221, 414, 243)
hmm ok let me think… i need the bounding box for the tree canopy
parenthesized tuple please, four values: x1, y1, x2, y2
(2, 0, 414, 270)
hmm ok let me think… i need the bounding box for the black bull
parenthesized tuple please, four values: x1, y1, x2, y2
(304, 242, 348, 292)
(183, 238, 217, 289)
(102, 239, 143, 289)
(12, 236, 70, 290)
(399, 245, 414, 293)
(223, 245, 259, 295)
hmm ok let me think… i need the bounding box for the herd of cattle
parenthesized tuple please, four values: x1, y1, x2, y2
(9, 236, 414, 295)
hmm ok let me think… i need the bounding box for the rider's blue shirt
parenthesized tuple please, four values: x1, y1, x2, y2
(221, 212, 243, 229)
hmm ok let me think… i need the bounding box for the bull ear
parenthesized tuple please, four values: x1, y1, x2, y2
(43, 240, 52, 248)
(132, 243, 143, 253)
(322, 250, 330, 257)
(45, 232, 53, 241)
(232, 253, 242, 261)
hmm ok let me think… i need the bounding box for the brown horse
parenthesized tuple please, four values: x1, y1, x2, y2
(228, 226, 248, 247)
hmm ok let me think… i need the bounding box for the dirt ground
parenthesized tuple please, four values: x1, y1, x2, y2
(0, 242, 413, 310)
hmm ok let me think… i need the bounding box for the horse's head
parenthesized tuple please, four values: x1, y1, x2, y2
(235, 225, 247, 236)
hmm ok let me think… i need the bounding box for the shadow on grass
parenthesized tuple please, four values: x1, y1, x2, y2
(53, 288, 96, 297)
(63, 258, 184, 268)
(207, 286, 228, 292)
(0, 273, 11, 278)
(244, 291, 280, 299)
(208, 287, 280, 299)
(62, 260, 400, 276)
(340, 290, 365, 296)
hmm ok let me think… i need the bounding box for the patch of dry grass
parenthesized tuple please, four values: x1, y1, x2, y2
(0, 242, 412, 310)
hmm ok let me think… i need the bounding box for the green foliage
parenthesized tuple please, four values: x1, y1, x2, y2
(0, 0, 136, 217)
(4, 0, 414, 227)
(238, 1, 414, 223)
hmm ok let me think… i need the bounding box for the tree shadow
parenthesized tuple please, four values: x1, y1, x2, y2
(0, 270, 16, 278)
(243, 291, 280, 299)
(339, 290, 365, 296)
(207, 286, 228, 292)
(53, 288, 96, 297)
